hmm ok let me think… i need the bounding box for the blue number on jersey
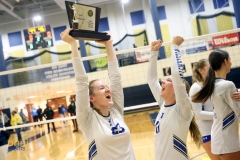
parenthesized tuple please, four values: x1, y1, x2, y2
(111, 123, 125, 135)
(155, 113, 164, 134)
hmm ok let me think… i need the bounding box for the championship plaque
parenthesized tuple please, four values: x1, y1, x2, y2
(65, 1, 110, 40)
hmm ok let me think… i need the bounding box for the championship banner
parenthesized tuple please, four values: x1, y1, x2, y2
(180, 40, 208, 54)
(41, 64, 75, 83)
(212, 33, 239, 48)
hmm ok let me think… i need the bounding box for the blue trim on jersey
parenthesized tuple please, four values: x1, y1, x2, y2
(223, 111, 235, 130)
(173, 135, 188, 159)
(202, 135, 211, 143)
(202, 105, 205, 111)
(164, 103, 175, 107)
(89, 140, 97, 160)
(102, 112, 110, 117)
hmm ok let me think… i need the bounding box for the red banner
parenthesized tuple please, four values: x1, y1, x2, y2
(212, 33, 239, 48)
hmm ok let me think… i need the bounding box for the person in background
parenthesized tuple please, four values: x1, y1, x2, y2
(43, 104, 57, 134)
(0, 107, 10, 160)
(31, 106, 39, 128)
(23, 107, 29, 122)
(68, 96, 78, 132)
(10, 111, 23, 143)
(19, 109, 27, 132)
(58, 103, 66, 124)
(37, 106, 43, 127)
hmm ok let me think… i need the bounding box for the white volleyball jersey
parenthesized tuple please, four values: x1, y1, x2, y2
(211, 78, 240, 154)
(189, 82, 214, 137)
(147, 47, 193, 160)
(72, 57, 135, 160)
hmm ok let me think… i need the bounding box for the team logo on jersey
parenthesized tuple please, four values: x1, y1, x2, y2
(89, 140, 97, 160)
(111, 123, 125, 135)
(223, 111, 235, 130)
(173, 135, 188, 159)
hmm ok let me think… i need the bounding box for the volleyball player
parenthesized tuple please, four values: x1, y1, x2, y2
(147, 37, 201, 160)
(192, 49, 240, 160)
(189, 59, 221, 160)
(60, 28, 136, 160)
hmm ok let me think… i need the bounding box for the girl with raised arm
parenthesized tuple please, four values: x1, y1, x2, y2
(189, 59, 221, 160)
(60, 28, 135, 160)
(147, 37, 201, 160)
(192, 49, 240, 160)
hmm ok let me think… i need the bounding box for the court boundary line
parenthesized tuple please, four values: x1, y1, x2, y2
(64, 139, 86, 160)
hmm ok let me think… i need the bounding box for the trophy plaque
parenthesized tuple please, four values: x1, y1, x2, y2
(65, 1, 110, 41)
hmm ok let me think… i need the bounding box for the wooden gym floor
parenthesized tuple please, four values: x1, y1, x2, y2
(7, 109, 212, 160)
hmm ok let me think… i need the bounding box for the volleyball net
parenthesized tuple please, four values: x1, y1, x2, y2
(0, 28, 240, 133)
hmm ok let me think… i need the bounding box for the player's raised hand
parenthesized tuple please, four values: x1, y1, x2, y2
(172, 36, 184, 46)
(151, 40, 162, 51)
(60, 28, 76, 45)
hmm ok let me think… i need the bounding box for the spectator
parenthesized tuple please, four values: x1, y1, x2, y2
(43, 104, 57, 134)
(19, 109, 27, 131)
(31, 106, 39, 128)
(68, 97, 78, 132)
(23, 107, 29, 122)
(10, 111, 23, 143)
(37, 106, 43, 127)
(0, 107, 10, 160)
(58, 103, 66, 124)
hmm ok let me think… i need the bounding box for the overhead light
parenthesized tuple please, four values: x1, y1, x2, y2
(27, 96, 36, 99)
(33, 15, 42, 22)
(121, 0, 129, 3)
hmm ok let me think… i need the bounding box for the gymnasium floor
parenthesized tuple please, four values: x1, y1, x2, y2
(7, 109, 210, 160)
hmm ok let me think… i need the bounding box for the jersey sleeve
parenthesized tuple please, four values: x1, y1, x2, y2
(147, 50, 164, 107)
(171, 45, 192, 120)
(219, 82, 240, 120)
(72, 57, 92, 131)
(108, 60, 124, 115)
(189, 83, 214, 120)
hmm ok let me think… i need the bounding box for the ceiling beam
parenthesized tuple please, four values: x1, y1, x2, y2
(0, 0, 23, 20)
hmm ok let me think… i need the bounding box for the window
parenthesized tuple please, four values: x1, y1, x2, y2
(213, 0, 229, 9)
(8, 31, 22, 47)
(53, 26, 66, 41)
(99, 18, 109, 32)
(130, 10, 145, 26)
(188, 0, 205, 14)
(157, 6, 167, 20)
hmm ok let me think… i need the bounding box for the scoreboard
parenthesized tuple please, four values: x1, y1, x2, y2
(24, 25, 54, 51)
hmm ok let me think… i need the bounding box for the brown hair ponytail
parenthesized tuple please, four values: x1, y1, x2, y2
(189, 116, 202, 148)
(192, 49, 229, 103)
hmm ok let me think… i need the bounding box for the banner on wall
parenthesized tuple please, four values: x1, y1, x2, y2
(181, 40, 208, 54)
(40, 64, 75, 83)
(212, 33, 239, 48)
(135, 49, 150, 63)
